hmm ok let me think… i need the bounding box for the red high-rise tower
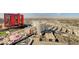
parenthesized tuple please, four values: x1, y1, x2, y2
(4, 13, 24, 28)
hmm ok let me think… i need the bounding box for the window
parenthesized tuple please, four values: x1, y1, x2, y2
(15, 16, 18, 25)
(49, 39, 52, 42)
(6, 15, 10, 26)
(20, 15, 22, 25)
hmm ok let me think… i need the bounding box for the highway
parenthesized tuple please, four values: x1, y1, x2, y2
(10, 33, 34, 45)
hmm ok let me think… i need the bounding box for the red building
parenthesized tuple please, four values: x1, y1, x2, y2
(4, 13, 24, 27)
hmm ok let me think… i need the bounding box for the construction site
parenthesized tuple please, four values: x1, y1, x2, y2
(0, 13, 79, 45)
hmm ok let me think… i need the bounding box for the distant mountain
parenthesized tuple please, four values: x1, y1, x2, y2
(25, 16, 79, 20)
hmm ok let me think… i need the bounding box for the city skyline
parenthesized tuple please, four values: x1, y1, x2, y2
(0, 13, 79, 18)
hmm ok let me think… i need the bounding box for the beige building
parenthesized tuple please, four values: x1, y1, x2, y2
(0, 23, 8, 30)
(44, 33, 55, 42)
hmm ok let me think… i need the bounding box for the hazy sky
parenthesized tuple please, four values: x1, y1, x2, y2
(1, 13, 79, 18)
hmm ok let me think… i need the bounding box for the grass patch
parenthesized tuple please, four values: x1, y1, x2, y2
(0, 32, 7, 36)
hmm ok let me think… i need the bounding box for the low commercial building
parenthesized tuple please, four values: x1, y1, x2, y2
(44, 32, 55, 42)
